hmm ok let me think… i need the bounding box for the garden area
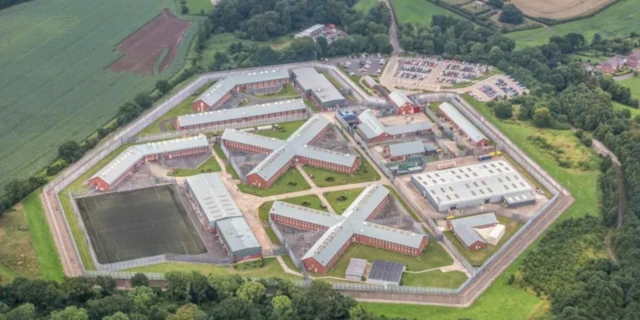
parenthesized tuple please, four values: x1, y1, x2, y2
(253, 120, 307, 140)
(303, 154, 380, 187)
(238, 168, 311, 197)
(168, 154, 222, 177)
(323, 188, 365, 214)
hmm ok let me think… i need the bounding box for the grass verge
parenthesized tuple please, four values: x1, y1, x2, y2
(253, 120, 307, 140)
(302, 153, 380, 187)
(238, 168, 311, 197)
(168, 153, 222, 177)
(402, 270, 468, 288)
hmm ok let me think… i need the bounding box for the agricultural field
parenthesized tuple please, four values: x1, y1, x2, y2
(0, 0, 197, 189)
(619, 76, 640, 100)
(508, 0, 640, 48)
(390, 0, 464, 26)
(363, 95, 601, 320)
(511, 0, 615, 20)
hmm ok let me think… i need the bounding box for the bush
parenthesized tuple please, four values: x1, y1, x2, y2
(499, 4, 524, 25)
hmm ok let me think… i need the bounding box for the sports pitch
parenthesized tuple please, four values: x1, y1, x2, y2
(76, 185, 206, 264)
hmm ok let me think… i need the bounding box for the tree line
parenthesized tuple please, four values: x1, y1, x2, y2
(0, 0, 30, 11)
(0, 273, 408, 320)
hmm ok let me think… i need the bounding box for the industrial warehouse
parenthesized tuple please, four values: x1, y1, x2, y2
(89, 135, 210, 191)
(384, 140, 430, 161)
(175, 99, 308, 131)
(221, 115, 359, 189)
(185, 173, 262, 262)
(438, 102, 489, 147)
(292, 67, 346, 109)
(410, 160, 536, 212)
(269, 184, 428, 274)
(357, 109, 433, 144)
(192, 69, 291, 112)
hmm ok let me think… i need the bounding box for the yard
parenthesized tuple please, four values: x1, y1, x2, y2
(302, 154, 380, 187)
(168, 154, 222, 177)
(125, 258, 299, 280)
(507, 0, 640, 48)
(213, 143, 240, 180)
(238, 168, 311, 197)
(258, 195, 326, 222)
(253, 120, 307, 140)
(254, 83, 299, 99)
(325, 240, 453, 277)
(390, 0, 468, 26)
(402, 270, 468, 288)
(264, 227, 282, 246)
(323, 188, 365, 214)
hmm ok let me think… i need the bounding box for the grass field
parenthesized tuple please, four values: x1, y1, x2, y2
(507, 0, 640, 48)
(402, 270, 468, 288)
(254, 83, 299, 100)
(613, 101, 640, 117)
(137, 84, 208, 136)
(0, 0, 197, 190)
(184, 0, 213, 15)
(326, 241, 453, 277)
(200, 33, 294, 63)
(238, 168, 311, 197)
(390, 0, 462, 25)
(323, 188, 365, 214)
(362, 96, 601, 319)
(264, 227, 282, 246)
(254, 120, 307, 140)
(258, 195, 326, 222)
(169, 154, 222, 177)
(618, 76, 640, 116)
(212, 144, 240, 180)
(445, 216, 523, 266)
(354, 0, 380, 12)
(302, 153, 381, 187)
(125, 258, 299, 280)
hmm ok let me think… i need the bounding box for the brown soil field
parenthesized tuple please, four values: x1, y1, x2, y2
(109, 9, 191, 75)
(511, 0, 615, 20)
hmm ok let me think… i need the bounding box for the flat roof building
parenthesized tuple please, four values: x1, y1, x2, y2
(292, 67, 346, 109)
(439, 102, 489, 147)
(269, 184, 428, 274)
(367, 260, 405, 286)
(221, 115, 359, 189)
(192, 70, 290, 112)
(385, 140, 425, 161)
(447, 213, 499, 251)
(357, 109, 432, 144)
(411, 160, 534, 212)
(295, 24, 325, 39)
(345, 258, 367, 281)
(89, 135, 210, 191)
(185, 173, 261, 262)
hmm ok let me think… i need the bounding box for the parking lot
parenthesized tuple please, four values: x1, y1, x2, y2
(393, 57, 491, 87)
(466, 75, 529, 102)
(334, 54, 388, 77)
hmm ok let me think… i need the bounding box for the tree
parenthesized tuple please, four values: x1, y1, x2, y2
(181, 5, 188, 14)
(155, 80, 171, 94)
(130, 273, 149, 288)
(281, 7, 291, 32)
(488, 0, 504, 8)
(50, 306, 89, 320)
(62, 277, 94, 304)
(5, 304, 35, 320)
(208, 275, 244, 300)
(95, 276, 117, 296)
(532, 107, 553, 128)
(127, 286, 156, 312)
(272, 295, 294, 320)
(236, 281, 266, 304)
(494, 101, 513, 119)
(499, 4, 524, 25)
(133, 93, 153, 109)
(58, 140, 84, 163)
(214, 297, 260, 320)
(166, 304, 208, 320)
(103, 312, 130, 320)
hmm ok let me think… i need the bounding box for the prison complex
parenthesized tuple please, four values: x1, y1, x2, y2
(89, 135, 210, 191)
(447, 213, 502, 251)
(221, 115, 359, 189)
(269, 184, 428, 274)
(292, 67, 346, 109)
(439, 102, 489, 147)
(175, 99, 308, 131)
(387, 91, 420, 115)
(192, 70, 290, 112)
(410, 160, 535, 212)
(185, 173, 262, 262)
(357, 109, 432, 144)
(385, 140, 426, 161)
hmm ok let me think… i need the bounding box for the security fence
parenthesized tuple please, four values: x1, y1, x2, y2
(219, 142, 246, 183)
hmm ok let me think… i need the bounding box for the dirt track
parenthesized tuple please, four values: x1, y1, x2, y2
(511, 0, 614, 20)
(109, 9, 191, 75)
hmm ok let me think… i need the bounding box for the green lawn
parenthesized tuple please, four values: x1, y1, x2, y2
(281, 255, 301, 272)
(238, 168, 311, 197)
(0, 0, 197, 190)
(323, 188, 365, 214)
(213, 143, 240, 180)
(618, 76, 640, 117)
(302, 153, 380, 188)
(253, 120, 307, 140)
(402, 270, 468, 288)
(508, 0, 640, 48)
(184, 0, 213, 15)
(258, 195, 326, 222)
(354, 0, 379, 12)
(125, 258, 300, 280)
(200, 33, 294, 62)
(390, 0, 464, 25)
(362, 96, 601, 319)
(322, 72, 344, 90)
(264, 227, 282, 246)
(253, 83, 299, 99)
(168, 153, 222, 177)
(613, 101, 640, 118)
(326, 240, 453, 277)
(445, 216, 523, 266)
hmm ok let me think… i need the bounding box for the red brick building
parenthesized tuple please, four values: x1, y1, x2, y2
(357, 109, 432, 145)
(387, 91, 420, 115)
(448, 213, 498, 251)
(628, 52, 640, 70)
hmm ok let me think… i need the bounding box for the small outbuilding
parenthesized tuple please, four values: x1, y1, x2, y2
(487, 224, 505, 246)
(345, 258, 367, 281)
(366, 260, 405, 286)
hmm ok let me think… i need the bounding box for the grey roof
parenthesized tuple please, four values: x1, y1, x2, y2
(216, 217, 261, 253)
(91, 135, 209, 185)
(439, 102, 487, 143)
(222, 115, 357, 182)
(411, 160, 532, 209)
(450, 213, 498, 248)
(368, 260, 405, 284)
(362, 76, 377, 88)
(194, 69, 290, 107)
(504, 191, 535, 205)
(292, 67, 345, 104)
(387, 141, 425, 157)
(177, 99, 307, 128)
(269, 184, 425, 268)
(185, 173, 242, 225)
(357, 110, 432, 140)
(346, 258, 368, 278)
(295, 24, 325, 38)
(388, 91, 413, 108)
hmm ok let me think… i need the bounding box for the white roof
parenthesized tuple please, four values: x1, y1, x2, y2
(194, 70, 290, 107)
(185, 173, 242, 225)
(412, 160, 532, 208)
(439, 102, 487, 143)
(91, 135, 209, 185)
(388, 91, 413, 108)
(177, 99, 307, 128)
(357, 110, 432, 140)
(295, 24, 325, 38)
